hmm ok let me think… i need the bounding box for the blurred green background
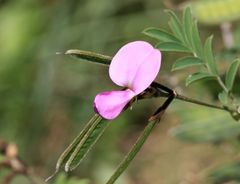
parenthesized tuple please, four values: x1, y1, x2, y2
(0, 0, 240, 183)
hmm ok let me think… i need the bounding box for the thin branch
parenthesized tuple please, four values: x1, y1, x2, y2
(175, 93, 233, 112)
(106, 120, 159, 184)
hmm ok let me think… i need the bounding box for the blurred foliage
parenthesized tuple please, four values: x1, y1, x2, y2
(0, 0, 240, 183)
(171, 103, 240, 143)
(190, 0, 240, 25)
(209, 162, 240, 184)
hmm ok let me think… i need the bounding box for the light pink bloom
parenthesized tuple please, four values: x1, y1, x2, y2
(94, 41, 161, 120)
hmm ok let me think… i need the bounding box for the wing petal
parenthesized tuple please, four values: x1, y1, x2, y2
(94, 89, 135, 120)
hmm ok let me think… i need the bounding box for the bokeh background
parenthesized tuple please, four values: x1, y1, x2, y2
(0, 0, 240, 183)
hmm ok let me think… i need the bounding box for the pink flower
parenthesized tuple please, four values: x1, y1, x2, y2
(94, 41, 161, 120)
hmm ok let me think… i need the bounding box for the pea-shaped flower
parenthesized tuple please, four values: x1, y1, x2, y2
(94, 41, 161, 120)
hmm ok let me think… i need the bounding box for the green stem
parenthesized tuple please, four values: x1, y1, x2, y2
(216, 76, 235, 102)
(176, 94, 224, 110)
(106, 120, 159, 184)
(175, 93, 234, 112)
(217, 76, 229, 93)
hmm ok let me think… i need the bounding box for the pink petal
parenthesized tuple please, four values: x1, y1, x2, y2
(109, 41, 161, 88)
(131, 49, 161, 94)
(94, 89, 135, 120)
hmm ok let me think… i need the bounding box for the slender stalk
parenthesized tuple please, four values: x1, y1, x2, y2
(217, 76, 229, 94)
(175, 93, 222, 110)
(175, 93, 234, 112)
(106, 120, 159, 184)
(216, 76, 235, 101)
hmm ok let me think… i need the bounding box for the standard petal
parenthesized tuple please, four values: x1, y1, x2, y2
(109, 41, 157, 88)
(94, 89, 135, 120)
(131, 49, 161, 94)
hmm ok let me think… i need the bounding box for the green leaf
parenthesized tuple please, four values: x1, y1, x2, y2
(65, 115, 108, 171)
(191, 21, 203, 57)
(172, 56, 203, 71)
(166, 10, 186, 43)
(225, 59, 240, 90)
(183, 7, 193, 46)
(65, 49, 112, 66)
(218, 91, 228, 105)
(204, 36, 218, 75)
(156, 42, 191, 53)
(185, 72, 216, 86)
(143, 27, 180, 42)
